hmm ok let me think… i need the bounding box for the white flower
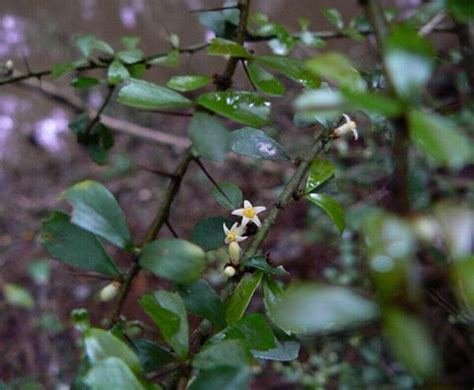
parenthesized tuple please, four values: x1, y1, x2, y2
(231, 200, 266, 227)
(223, 222, 247, 244)
(223, 265, 236, 278)
(333, 114, 358, 140)
(99, 281, 121, 302)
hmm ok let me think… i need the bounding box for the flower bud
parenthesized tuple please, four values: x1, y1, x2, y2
(223, 266, 236, 278)
(332, 114, 358, 140)
(228, 241, 241, 265)
(99, 281, 121, 302)
(5, 60, 13, 71)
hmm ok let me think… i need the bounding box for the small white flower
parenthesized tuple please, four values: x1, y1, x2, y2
(223, 222, 247, 244)
(223, 265, 236, 278)
(333, 114, 358, 140)
(232, 200, 266, 227)
(99, 281, 121, 302)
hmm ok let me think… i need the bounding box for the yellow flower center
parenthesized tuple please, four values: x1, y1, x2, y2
(227, 232, 236, 242)
(243, 207, 255, 218)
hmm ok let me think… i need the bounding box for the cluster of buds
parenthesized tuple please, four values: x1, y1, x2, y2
(222, 200, 266, 278)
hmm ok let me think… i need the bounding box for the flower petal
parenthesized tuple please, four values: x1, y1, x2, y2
(236, 235, 247, 242)
(243, 200, 252, 208)
(252, 216, 262, 227)
(253, 206, 266, 214)
(231, 209, 244, 217)
(240, 216, 250, 226)
(223, 223, 230, 235)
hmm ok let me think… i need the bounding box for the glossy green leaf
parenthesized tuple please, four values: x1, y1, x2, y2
(409, 110, 472, 169)
(108, 60, 130, 85)
(231, 127, 289, 161)
(342, 89, 404, 117)
(322, 8, 344, 29)
(212, 182, 243, 210)
(192, 339, 252, 369)
(306, 52, 365, 91)
(117, 78, 192, 110)
(74, 34, 114, 58)
(71, 76, 101, 89)
(223, 313, 276, 351)
(196, 91, 271, 127)
(188, 112, 231, 162)
(272, 284, 379, 334)
(84, 328, 141, 373)
(166, 75, 212, 92)
(140, 239, 206, 284)
(225, 271, 263, 324)
(3, 283, 35, 309)
(190, 216, 233, 252)
(242, 255, 288, 276)
(40, 211, 120, 276)
(247, 61, 285, 96)
(306, 158, 336, 193)
(140, 291, 189, 360)
(383, 308, 440, 379)
(147, 50, 180, 67)
(306, 193, 345, 234)
(262, 277, 288, 332)
(61, 180, 132, 250)
(189, 366, 250, 390)
(85, 357, 145, 390)
(116, 48, 144, 64)
(133, 339, 174, 374)
(208, 38, 252, 58)
(252, 339, 300, 361)
(178, 279, 226, 329)
(255, 55, 320, 88)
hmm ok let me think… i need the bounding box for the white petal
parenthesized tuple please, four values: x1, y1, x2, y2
(236, 235, 247, 242)
(224, 237, 230, 244)
(342, 113, 351, 123)
(252, 215, 262, 227)
(253, 206, 266, 214)
(230, 222, 240, 231)
(240, 216, 250, 226)
(243, 200, 252, 208)
(223, 223, 230, 235)
(231, 209, 244, 217)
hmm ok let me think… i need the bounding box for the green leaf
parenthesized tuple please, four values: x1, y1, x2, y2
(140, 291, 189, 360)
(85, 357, 145, 390)
(306, 52, 366, 91)
(383, 308, 440, 379)
(121, 36, 141, 49)
(197, 8, 239, 38)
(242, 256, 288, 276)
(140, 239, 205, 284)
(212, 182, 243, 210)
(255, 55, 320, 88)
(147, 50, 180, 67)
(133, 339, 175, 374)
(61, 180, 132, 250)
(71, 77, 101, 89)
(74, 34, 115, 58)
(51, 62, 76, 79)
(207, 38, 252, 58)
(408, 110, 472, 169)
(178, 279, 226, 329)
(262, 277, 288, 332)
(192, 339, 252, 370)
(293, 89, 344, 121)
(189, 366, 250, 390)
(225, 271, 263, 324)
(447, 0, 474, 23)
(322, 8, 344, 29)
(196, 91, 271, 127)
(71, 308, 90, 332)
(84, 328, 141, 373)
(451, 256, 474, 310)
(190, 216, 233, 252)
(117, 78, 192, 110)
(188, 112, 231, 162)
(3, 283, 35, 309)
(116, 48, 144, 64)
(166, 75, 212, 92)
(252, 339, 300, 361)
(272, 284, 379, 334)
(305, 158, 336, 193)
(231, 127, 289, 161)
(246, 61, 285, 96)
(342, 89, 404, 117)
(128, 63, 146, 79)
(223, 313, 276, 351)
(108, 60, 131, 85)
(306, 193, 345, 234)
(40, 211, 120, 276)
(384, 25, 435, 99)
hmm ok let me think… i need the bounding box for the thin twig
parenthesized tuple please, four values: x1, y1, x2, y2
(138, 164, 179, 179)
(190, 5, 240, 13)
(165, 220, 179, 238)
(192, 157, 233, 204)
(83, 85, 115, 135)
(241, 60, 257, 91)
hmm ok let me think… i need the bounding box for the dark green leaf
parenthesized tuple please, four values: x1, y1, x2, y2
(178, 279, 226, 329)
(51, 62, 76, 79)
(262, 277, 287, 332)
(74, 34, 114, 58)
(247, 61, 285, 96)
(231, 127, 289, 161)
(71, 77, 101, 89)
(140, 239, 205, 284)
(133, 339, 174, 373)
(60, 180, 132, 250)
(190, 216, 233, 252)
(225, 271, 263, 324)
(127, 63, 146, 78)
(384, 308, 440, 379)
(140, 291, 189, 360)
(147, 50, 179, 67)
(197, 8, 239, 37)
(342, 89, 404, 117)
(408, 110, 472, 169)
(3, 283, 35, 309)
(196, 91, 271, 127)
(207, 38, 252, 58)
(188, 112, 231, 162)
(84, 328, 141, 373)
(255, 55, 320, 88)
(447, 0, 474, 23)
(166, 75, 212, 92)
(223, 313, 276, 351)
(108, 60, 131, 85)
(40, 211, 120, 276)
(252, 339, 300, 361)
(117, 78, 192, 110)
(192, 339, 252, 370)
(189, 366, 250, 390)
(306, 159, 336, 193)
(116, 48, 144, 64)
(272, 284, 379, 334)
(243, 256, 288, 276)
(306, 193, 345, 234)
(322, 8, 344, 29)
(212, 182, 243, 210)
(85, 357, 144, 390)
